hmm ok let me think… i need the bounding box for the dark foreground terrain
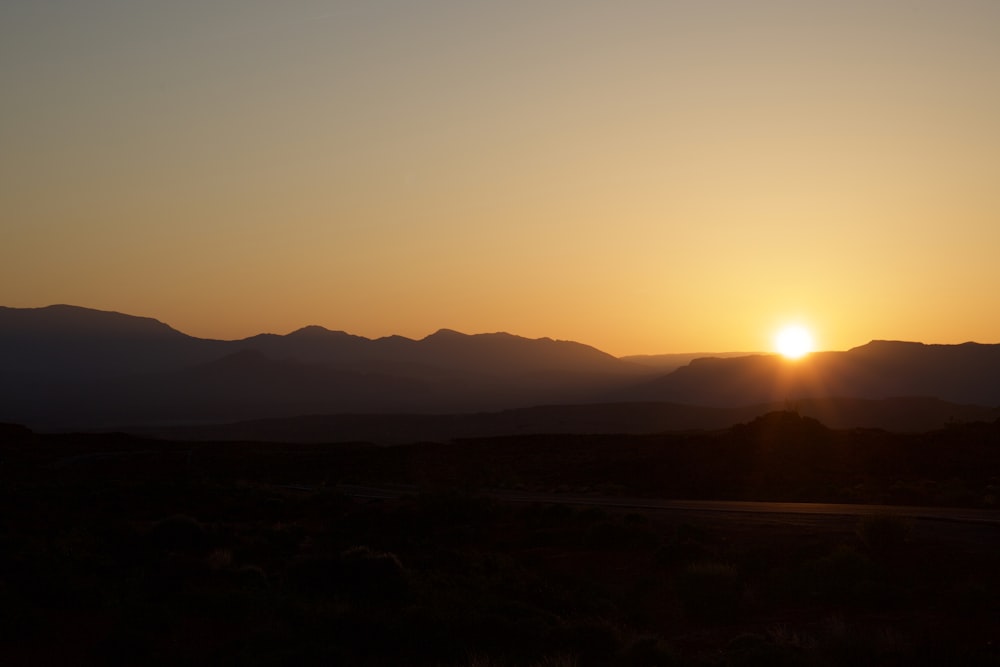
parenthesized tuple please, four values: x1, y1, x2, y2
(2, 413, 999, 665)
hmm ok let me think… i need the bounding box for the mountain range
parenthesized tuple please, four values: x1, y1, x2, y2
(2, 304, 999, 437)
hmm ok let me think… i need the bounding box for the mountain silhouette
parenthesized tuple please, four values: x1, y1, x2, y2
(2, 305, 998, 433)
(621, 351, 757, 372)
(0, 305, 650, 428)
(621, 341, 1000, 407)
(0, 304, 224, 378)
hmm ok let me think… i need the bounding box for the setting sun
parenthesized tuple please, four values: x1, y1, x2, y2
(775, 325, 814, 359)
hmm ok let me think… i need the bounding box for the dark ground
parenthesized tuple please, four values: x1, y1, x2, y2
(2, 412, 999, 665)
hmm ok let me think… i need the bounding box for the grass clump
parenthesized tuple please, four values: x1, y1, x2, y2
(856, 513, 912, 556)
(674, 561, 741, 621)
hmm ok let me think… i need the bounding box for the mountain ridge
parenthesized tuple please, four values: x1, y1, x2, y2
(624, 341, 1000, 407)
(3, 304, 999, 433)
(0, 305, 652, 428)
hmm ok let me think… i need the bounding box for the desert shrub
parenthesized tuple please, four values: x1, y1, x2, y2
(783, 545, 895, 606)
(815, 615, 914, 665)
(461, 654, 580, 667)
(462, 655, 508, 667)
(721, 630, 811, 667)
(286, 545, 408, 602)
(225, 635, 347, 667)
(234, 522, 303, 569)
(227, 564, 269, 591)
(814, 545, 872, 591)
(577, 507, 609, 524)
(887, 479, 932, 505)
(945, 578, 997, 614)
(524, 502, 576, 529)
(417, 491, 497, 525)
(555, 618, 623, 666)
(934, 478, 978, 506)
(148, 514, 209, 554)
(293, 487, 349, 521)
(532, 655, 580, 667)
(585, 514, 659, 550)
(655, 523, 714, 568)
(338, 545, 409, 601)
(674, 561, 741, 621)
(621, 574, 667, 626)
(285, 553, 344, 597)
(585, 520, 635, 549)
(856, 513, 911, 555)
(620, 635, 683, 667)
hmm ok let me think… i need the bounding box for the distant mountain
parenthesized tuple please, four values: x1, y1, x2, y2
(620, 341, 1000, 407)
(3, 305, 999, 434)
(0, 305, 652, 428)
(245, 325, 634, 377)
(0, 304, 225, 377)
(621, 351, 758, 373)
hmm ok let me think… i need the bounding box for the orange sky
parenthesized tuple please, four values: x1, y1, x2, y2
(3, 1, 1000, 355)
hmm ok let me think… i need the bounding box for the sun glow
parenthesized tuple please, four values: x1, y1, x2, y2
(774, 325, 814, 359)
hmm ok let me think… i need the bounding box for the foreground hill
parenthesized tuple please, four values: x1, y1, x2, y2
(141, 397, 1000, 444)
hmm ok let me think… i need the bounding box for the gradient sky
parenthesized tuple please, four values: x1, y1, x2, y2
(3, 1, 1000, 355)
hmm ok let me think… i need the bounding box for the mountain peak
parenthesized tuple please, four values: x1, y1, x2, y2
(425, 328, 467, 339)
(288, 325, 335, 336)
(284, 325, 370, 342)
(0, 304, 185, 338)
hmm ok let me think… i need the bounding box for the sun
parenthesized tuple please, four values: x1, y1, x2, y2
(774, 325, 814, 359)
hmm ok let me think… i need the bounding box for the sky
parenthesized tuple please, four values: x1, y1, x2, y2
(3, 1, 1000, 356)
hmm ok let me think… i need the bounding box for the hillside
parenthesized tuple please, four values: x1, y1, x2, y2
(139, 397, 1000, 444)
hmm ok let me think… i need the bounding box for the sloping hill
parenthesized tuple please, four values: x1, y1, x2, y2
(623, 341, 1000, 407)
(136, 397, 1000, 444)
(0, 304, 225, 377)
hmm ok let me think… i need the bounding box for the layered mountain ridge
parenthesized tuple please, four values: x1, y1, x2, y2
(0, 305, 648, 428)
(2, 305, 998, 435)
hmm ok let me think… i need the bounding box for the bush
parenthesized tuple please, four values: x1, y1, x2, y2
(148, 515, 209, 554)
(338, 545, 409, 601)
(674, 561, 741, 621)
(654, 523, 713, 568)
(620, 635, 683, 667)
(555, 618, 622, 665)
(286, 545, 408, 602)
(721, 630, 811, 667)
(814, 546, 873, 599)
(856, 514, 911, 556)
